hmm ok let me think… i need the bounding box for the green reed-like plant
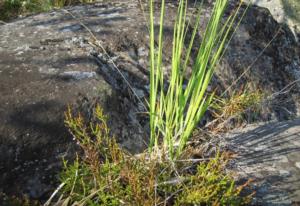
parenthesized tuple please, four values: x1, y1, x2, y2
(148, 0, 243, 158)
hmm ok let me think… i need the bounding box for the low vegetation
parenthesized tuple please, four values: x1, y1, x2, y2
(209, 88, 263, 132)
(215, 89, 263, 120)
(0, 0, 94, 21)
(0, 193, 40, 206)
(45, 105, 251, 205)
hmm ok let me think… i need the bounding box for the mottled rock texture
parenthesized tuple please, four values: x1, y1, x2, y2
(249, 0, 300, 41)
(0, 0, 299, 204)
(224, 119, 300, 205)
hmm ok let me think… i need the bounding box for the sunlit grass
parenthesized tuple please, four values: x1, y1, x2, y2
(148, 0, 244, 159)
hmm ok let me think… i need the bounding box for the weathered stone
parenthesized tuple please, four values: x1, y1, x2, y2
(0, 1, 148, 199)
(223, 119, 300, 205)
(248, 0, 300, 41)
(216, 3, 300, 121)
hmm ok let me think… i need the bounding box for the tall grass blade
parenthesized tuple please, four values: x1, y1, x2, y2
(148, 0, 244, 158)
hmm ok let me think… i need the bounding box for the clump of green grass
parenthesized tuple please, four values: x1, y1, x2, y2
(148, 0, 245, 158)
(46, 105, 251, 206)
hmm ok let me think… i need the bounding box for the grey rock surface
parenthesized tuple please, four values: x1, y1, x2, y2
(214, 3, 300, 122)
(249, 0, 300, 41)
(0, 1, 148, 200)
(223, 119, 300, 205)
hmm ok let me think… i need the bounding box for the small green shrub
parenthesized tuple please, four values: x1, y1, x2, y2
(209, 88, 263, 132)
(214, 89, 262, 118)
(47, 105, 251, 206)
(51, 0, 94, 8)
